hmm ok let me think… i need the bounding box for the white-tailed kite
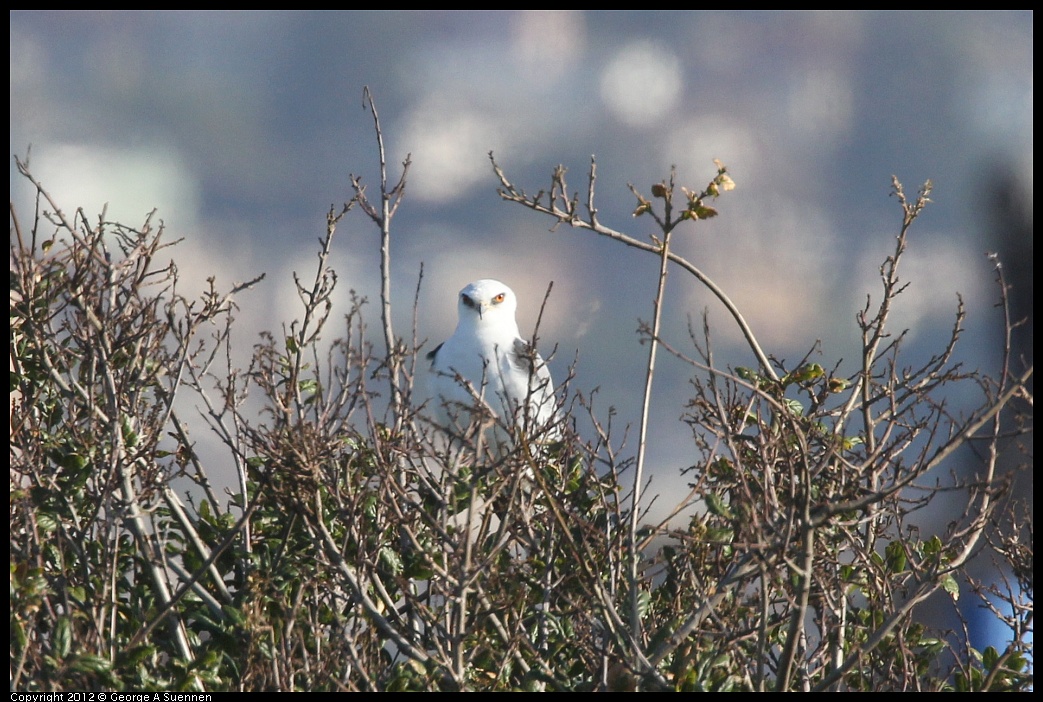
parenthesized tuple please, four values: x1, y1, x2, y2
(427, 279, 559, 448)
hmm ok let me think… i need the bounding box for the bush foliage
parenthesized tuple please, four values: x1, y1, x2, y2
(9, 103, 1032, 691)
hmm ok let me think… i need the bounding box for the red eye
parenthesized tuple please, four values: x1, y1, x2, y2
(493, 293, 505, 304)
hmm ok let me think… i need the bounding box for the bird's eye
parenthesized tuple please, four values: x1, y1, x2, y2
(493, 293, 505, 304)
(462, 294, 475, 308)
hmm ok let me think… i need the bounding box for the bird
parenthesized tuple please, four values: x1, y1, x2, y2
(427, 279, 559, 451)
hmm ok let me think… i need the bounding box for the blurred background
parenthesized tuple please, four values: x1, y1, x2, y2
(10, 11, 1031, 533)
(10, 9, 1033, 661)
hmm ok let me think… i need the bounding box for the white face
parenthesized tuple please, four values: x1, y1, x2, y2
(458, 279, 517, 324)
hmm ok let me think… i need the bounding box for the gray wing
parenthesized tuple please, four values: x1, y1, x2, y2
(509, 338, 545, 376)
(426, 342, 444, 364)
(509, 338, 556, 398)
(508, 338, 560, 437)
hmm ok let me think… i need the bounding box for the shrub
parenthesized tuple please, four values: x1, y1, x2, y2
(10, 97, 1032, 691)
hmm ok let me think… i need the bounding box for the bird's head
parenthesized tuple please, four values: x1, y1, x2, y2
(458, 279, 518, 328)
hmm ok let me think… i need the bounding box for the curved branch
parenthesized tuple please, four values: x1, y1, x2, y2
(490, 153, 776, 381)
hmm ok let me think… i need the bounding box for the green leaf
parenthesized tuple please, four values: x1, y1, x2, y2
(704, 526, 734, 546)
(922, 535, 944, 557)
(380, 547, 403, 576)
(940, 573, 960, 601)
(363, 493, 379, 520)
(827, 377, 850, 393)
(223, 604, 247, 626)
(704, 493, 735, 520)
(71, 654, 112, 674)
(784, 363, 824, 386)
(885, 541, 907, 573)
(841, 435, 864, 450)
(982, 646, 999, 669)
(917, 637, 946, 658)
(55, 617, 72, 658)
(121, 416, 139, 448)
(11, 620, 27, 649)
(36, 511, 58, 535)
(635, 589, 652, 620)
(119, 645, 156, 667)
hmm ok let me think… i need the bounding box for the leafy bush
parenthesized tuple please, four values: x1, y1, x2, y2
(10, 96, 1032, 691)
